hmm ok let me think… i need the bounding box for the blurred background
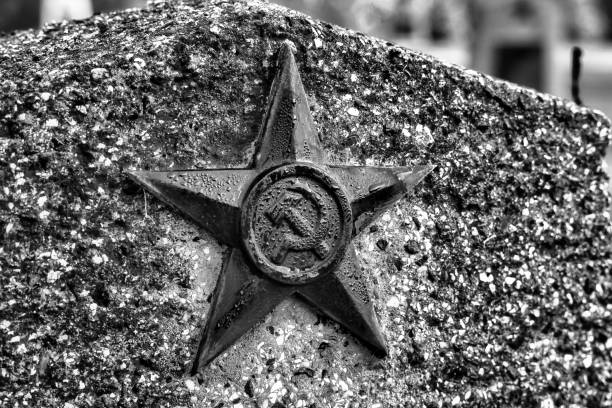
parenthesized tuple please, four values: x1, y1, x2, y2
(1, 0, 611, 174)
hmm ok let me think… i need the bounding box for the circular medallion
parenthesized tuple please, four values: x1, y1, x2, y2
(241, 163, 352, 284)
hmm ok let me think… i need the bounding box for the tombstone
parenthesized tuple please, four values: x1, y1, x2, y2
(470, 0, 562, 93)
(1, 1, 611, 407)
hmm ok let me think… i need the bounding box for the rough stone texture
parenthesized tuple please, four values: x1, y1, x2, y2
(1, 1, 611, 407)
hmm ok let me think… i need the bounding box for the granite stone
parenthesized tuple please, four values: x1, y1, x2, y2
(1, 0, 611, 407)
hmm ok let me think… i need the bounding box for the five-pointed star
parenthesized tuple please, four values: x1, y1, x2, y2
(128, 42, 433, 374)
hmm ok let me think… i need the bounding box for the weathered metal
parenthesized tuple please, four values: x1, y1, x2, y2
(127, 41, 433, 373)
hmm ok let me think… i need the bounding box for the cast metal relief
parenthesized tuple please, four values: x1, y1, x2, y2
(127, 41, 433, 373)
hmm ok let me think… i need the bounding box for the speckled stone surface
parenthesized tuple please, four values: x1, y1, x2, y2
(1, 1, 612, 407)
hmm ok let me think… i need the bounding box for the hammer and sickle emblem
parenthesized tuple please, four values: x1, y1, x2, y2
(265, 181, 331, 265)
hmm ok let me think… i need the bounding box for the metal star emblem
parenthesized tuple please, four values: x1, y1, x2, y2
(127, 42, 433, 373)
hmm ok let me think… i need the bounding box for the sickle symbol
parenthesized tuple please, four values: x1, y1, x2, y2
(265, 181, 331, 265)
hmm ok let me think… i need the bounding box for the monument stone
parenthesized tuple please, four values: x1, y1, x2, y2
(0, 0, 611, 407)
